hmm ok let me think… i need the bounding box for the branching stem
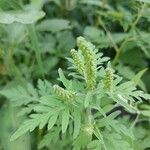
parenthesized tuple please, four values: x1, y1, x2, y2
(113, 3, 146, 64)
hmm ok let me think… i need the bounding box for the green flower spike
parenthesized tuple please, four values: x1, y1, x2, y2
(103, 68, 114, 91)
(77, 36, 97, 90)
(70, 49, 84, 75)
(53, 85, 76, 100)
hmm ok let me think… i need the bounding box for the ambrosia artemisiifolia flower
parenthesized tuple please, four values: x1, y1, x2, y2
(103, 68, 114, 91)
(76, 37, 97, 90)
(70, 49, 84, 75)
(53, 85, 76, 100)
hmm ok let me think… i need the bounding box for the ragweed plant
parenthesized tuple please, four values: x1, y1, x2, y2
(1, 37, 150, 150)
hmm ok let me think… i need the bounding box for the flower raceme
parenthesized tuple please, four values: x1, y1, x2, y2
(53, 85, 76, 100)
(70, 49, 84, 75)
(72, 36, 97, 91)
(103, 68, 114, 91)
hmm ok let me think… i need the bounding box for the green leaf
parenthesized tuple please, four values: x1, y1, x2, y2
(141, 110, 150, 117)
(116, 65, 147, 91)
(93, 127, 106, 150)
(37, 19, 71, 33)
(87, 140, 101, 150)
(30, 112, 53, 129)
(73, 108, 81, 138)
(0, 85, 38, 106)
(38, 79, 52, 96)
(0, 103, 31, 150)
(0, 10, 45, 24)
(10, 119, 39, 141)
(48, 112, 59, 130)
(136, 0, 150, 3)
(114, 94, 138, 113)
(80, 0, 111, 9)
(58, 68, 71, 89)
(140, 104, 150, 110)
(39, 113, 51, 129)
(33, 105, 52, 113)
(84, 26, 126, 49)
(38, 131, 53, 149)
(132, 68, 148, 86)
(38, 128, 60, 149)
(40, 95, 64, 107)
(62, 107, 70, 133)
(27, 83, 38, 98)
(103, 132, 133, 150)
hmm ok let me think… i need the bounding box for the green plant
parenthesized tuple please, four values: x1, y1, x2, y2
(0, 1, 150, 149)
(1, 37, 150, 150)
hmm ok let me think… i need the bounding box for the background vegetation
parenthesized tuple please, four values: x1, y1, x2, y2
(0, 0, 150, 150)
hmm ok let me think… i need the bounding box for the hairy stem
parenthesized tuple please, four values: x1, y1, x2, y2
(130, 114, 139, 129)
(86, 108, 92, 125)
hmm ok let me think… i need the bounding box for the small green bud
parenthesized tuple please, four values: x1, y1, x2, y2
(103, 68, 114, 91)
(70, 49, 84, 75)
(53, 85, 76, 100)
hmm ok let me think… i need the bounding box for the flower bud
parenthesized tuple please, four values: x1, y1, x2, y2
(103, 68, 114, 91)
(70, 49, 84, 75)
(53, 85, 76, 100)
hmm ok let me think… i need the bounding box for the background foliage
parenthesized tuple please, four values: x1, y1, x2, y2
(0, 0, 150, 150)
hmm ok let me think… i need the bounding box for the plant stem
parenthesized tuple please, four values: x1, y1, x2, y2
(97, 17, 120, 53)
(130, 114, 139, 129)
(86, 108, 92, 125)
(113, 3, 146, 65)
